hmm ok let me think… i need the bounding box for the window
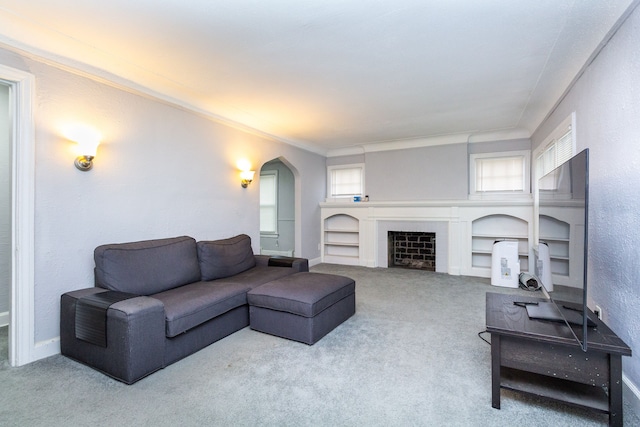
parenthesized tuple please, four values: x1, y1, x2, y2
(536, 126, 573, 179)
(260, 171, 277, 234)
(327, 164, 364, 200)
(534, 113, 575, 190)
(470, 151, 530, 198)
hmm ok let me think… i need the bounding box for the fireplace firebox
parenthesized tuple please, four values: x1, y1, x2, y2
(388, 231, 436, 271)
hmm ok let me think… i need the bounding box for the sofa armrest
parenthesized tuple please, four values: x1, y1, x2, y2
(254, 255, 309, 272)
(61, 288, 166, 384)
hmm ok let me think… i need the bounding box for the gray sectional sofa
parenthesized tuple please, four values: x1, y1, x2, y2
(60, 234, 310, 384)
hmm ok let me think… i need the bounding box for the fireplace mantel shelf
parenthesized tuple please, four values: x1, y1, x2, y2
(320, 198, 533, 209)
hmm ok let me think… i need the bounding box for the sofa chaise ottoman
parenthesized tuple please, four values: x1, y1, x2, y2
(247, 272, 356, 345)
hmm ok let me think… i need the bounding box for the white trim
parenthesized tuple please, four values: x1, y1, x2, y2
(308, 256, 322, 267)
(326, 128, 531, 157)
(0, 64, 36, 367)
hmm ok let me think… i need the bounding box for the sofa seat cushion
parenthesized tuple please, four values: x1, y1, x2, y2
(153, 281, 250, 337)
(197, 234, 256, 281)
(214, 266, 301, 290)
(94, 236, 201, 295)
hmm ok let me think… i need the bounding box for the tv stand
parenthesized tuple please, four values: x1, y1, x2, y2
(486, 292, 631, 427)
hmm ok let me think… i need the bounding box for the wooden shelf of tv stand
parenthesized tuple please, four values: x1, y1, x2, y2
(500, 367, 610, 412)
(486, 292, 632, 427)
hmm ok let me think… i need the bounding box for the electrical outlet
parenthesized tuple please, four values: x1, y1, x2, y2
(317, 243, 321, 251)
(594, 305, 603, 320)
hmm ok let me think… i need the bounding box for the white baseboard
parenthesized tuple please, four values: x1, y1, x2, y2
(0, 311, 8, 327)
(260, 249, 294, 257)
(308, 257, 322, 267)
(31, 337, 60, 362)
(624, 374, 640, 418)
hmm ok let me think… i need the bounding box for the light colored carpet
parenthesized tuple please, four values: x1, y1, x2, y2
(0, 264, 637, 426)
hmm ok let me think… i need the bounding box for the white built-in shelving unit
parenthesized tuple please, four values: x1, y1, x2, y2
(471, 214, 530, 273)
(539, 215, 571, 279)
(319, 201, 583, 287)
(323, 214, 360, 265)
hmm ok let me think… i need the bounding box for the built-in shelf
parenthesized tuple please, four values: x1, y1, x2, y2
(539, 215, 571, 278)
(323, 214, 360, 265)
(471, 214, 529, 273)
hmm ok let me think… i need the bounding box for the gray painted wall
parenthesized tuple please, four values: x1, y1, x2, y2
(362, 144, 469, 201)
(532, 5, 640, 393)
(0, 83, 9, 320)
(467, 138, 530, 154)
(0, 46, 326, 344)
(329, 140, 532, 201)
(259, 158, 295, 255)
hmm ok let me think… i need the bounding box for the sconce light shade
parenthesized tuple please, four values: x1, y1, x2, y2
(240, 170, 255, 188)
(65, 124, 101, 171)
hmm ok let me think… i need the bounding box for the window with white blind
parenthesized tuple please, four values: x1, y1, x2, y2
(327, 164, 364, 200)
(260, 171, 278, 234)
(536, 127, 573, 179)
(534, 113, 575, 190)
(470, 151, 530, 198)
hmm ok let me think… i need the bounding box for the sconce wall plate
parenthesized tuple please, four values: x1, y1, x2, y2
(75, 155, 95, 171)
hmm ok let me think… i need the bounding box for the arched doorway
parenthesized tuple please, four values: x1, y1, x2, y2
(259, 158, 297, 257)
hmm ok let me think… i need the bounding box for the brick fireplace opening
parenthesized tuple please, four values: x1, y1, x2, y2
(387, 231, 436, 271)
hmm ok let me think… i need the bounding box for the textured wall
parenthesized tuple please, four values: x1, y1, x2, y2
(0, 83, 9, 319)
(532, 5, 640, 393)
(0, 47, 325, 343)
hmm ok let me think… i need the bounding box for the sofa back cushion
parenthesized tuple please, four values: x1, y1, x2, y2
(94, 236, 201, 295)
(197, 234, 256, 281)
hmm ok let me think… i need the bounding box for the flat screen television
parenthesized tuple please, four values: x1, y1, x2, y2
(533, 148, 595, 351)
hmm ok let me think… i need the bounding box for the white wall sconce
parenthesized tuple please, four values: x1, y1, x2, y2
(237, 159, 255, 188)
(240, 170, 255, 188)
(65, 124, 101, 171)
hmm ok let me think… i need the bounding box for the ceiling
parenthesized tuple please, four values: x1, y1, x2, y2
(0, 0, 634, 155)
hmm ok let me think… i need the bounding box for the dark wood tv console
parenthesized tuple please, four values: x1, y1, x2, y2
(486, 292, 631, 427)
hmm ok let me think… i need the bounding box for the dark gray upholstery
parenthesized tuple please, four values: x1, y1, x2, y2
(61, 234, 313, 384)
(94, 236, 201, 295)
(197, 234, 256, 281)
(247, 272, 356, 345)
(60, 288, 165, 384)
(153, 281, 250, 337)
(214, 265, 305, 290)
(247, 272, 355, 317)
(249, 294, 355, 345)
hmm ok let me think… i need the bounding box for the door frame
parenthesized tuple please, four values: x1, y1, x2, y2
(1, 64, 35, 367)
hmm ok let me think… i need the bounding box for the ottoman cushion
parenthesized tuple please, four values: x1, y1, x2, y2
(247, 272, 355, 318)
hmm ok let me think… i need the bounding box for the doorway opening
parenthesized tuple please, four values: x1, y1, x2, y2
(1, 64, 36, 367)
(0, 82, 9, 365)
(259, 157, 298, 257)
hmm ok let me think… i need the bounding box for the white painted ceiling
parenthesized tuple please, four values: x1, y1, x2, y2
(0, 0, 634, 155)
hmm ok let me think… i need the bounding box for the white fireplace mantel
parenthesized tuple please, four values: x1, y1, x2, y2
(320, 199, 534, 277)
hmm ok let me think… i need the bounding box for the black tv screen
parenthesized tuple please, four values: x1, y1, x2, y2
(537, 148, 590, 351)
